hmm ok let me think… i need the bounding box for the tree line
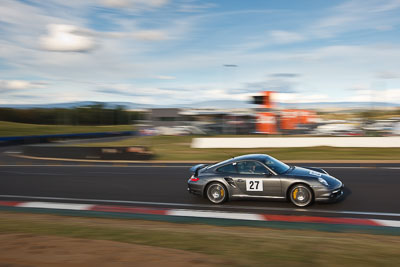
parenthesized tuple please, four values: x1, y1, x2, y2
(0, 104, 143, 125)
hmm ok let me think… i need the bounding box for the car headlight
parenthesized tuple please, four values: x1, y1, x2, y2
(318, 177, 329, 186)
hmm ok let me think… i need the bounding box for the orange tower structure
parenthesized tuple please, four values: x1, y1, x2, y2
(253, 91, 316, 134)
(253, 91, 277, 134)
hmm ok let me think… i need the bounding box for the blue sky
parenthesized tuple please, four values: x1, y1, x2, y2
(1, 0, 400, 105)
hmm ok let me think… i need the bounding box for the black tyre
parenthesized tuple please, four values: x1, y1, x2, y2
(206, 182, 228, 204)
(289, 184, 313, 207)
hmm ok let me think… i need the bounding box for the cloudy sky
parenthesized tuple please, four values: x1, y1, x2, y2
(1, 0, 400, 105)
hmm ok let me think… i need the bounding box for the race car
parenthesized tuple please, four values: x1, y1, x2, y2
(187, 154, 344, 207)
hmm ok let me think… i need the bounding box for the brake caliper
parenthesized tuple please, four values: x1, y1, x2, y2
(293, 188, 298, 199)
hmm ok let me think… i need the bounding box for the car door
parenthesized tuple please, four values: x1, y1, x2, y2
(233, 160, 282, 197)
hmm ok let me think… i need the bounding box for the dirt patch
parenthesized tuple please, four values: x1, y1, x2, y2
(0, 233, 224, 267)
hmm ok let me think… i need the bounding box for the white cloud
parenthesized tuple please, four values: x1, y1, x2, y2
(376, 71, 400, 79)
(97, 84, 177, 97)
(101, 0, 168, 9)
(275, 92, 329, 103)
(269, 30, 305, 44)
(102, 0, 131, 8)
(131, 30, 168, 41)
(178, 2, 216, 13)
(347, 88, 400, 103)
(311, 0, 400, 38)
(95, 81, 252, 105)
(155, 75, 176, 80)
(1, 0, 400, 107)
(0, 80, 46, 90)
(40, 24, 97, 52)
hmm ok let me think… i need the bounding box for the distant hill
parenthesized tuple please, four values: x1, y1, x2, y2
(0, 101, 152, 109)
(178, 100, 254, 109)
(277, 101, 400, 109)
(0, 100, 398, 110)
(179, 100, 399, 109)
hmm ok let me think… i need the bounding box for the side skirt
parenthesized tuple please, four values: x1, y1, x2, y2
(231, 195, 285, 199)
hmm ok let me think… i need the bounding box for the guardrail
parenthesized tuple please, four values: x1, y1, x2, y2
(192, 137, 400, 148)
(0, 131, 135, 146)
(23, 145, 153, 160)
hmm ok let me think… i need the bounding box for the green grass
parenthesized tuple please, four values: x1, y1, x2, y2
(70, 135, 400, 161)
(2, 120, 398, 161)
(0, 121, 134, 137)
(1, 212, 400, 266)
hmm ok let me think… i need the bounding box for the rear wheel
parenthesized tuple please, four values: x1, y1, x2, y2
(206, 182, 227, 204)
(289, 184, 313, 207)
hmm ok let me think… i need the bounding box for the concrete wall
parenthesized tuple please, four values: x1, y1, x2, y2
(191, 137, 400, 148)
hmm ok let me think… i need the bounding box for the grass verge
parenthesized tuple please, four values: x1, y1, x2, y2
(0, 121, 134, 137)
(68, 135, 400, 161)
(0, 211, 399, 266)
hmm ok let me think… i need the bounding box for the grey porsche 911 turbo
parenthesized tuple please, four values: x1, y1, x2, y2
(187, 154, 344, 207)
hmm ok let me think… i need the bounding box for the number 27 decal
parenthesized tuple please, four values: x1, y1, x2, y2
(246, 179, 263, 191)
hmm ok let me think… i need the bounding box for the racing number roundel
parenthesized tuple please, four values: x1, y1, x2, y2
(246, 179, 263, 191)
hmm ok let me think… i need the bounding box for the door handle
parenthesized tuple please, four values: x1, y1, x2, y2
(237, 179, 245, 182)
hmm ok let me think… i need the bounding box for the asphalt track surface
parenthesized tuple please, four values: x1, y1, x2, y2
(1, 145, 400, 220)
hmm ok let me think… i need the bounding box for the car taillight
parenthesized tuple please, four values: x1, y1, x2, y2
(190, 176, 200, 182)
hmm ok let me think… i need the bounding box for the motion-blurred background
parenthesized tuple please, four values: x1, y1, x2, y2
(1, 2, 400, 266)
(1, 0, 399, 140)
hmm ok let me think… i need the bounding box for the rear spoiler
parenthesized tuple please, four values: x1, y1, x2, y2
(190, 164, 208, 176)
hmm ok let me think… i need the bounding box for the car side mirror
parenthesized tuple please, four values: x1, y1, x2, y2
(264, 172, 272, 177)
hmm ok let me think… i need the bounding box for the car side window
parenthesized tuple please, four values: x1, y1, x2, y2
(216, 163, 237, 174)
(237, 161, 268, 174)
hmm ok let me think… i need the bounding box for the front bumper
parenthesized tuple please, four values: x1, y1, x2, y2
(315, 184, 344, 202)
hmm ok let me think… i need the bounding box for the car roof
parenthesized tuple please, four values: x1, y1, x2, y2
(232, 154, 268, 161)
(208, 154, 269, 169)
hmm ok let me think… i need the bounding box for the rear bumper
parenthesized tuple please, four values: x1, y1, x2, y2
(315, 184, 344, 202)
(187, 181, 203, 196)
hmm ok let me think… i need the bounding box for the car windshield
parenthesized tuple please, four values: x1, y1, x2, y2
(262, 155, 290, 174)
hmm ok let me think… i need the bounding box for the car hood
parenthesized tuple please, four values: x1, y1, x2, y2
(285, 166, 342, 188)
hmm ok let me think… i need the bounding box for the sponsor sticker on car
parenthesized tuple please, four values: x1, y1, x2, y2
(246, 179, 263, 191)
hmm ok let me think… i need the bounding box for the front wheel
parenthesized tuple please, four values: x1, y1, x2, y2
(289, 184, 313, 207)
(206, 182, 227, 204)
